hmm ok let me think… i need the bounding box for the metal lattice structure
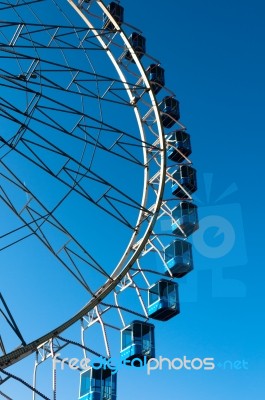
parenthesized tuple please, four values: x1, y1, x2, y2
(0, 1, 198, 398)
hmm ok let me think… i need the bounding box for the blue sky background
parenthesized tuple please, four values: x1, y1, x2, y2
(0, 0, 264, 399)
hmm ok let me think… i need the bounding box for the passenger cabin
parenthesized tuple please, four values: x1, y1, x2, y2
(120, 320, 155, 365)
(125, 33, 146, 62)
(171, 201, 199, 237)
(167, 130, 192, 163)
(171, 165, 197, 198)
(146, 64, 165, 94)
(148, 279, 180, 321)
(103, 2, 124, 30)
(160, 97, 180, 128)
(79, 367, 117, 400)
(164, 240, 193, 278)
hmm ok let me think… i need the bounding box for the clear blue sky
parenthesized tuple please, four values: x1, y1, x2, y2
(1, 1, 264, 399)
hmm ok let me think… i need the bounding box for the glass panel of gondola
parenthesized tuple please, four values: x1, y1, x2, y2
(148, 280, 180, 321)
(160, 97, 180, 128)
(133, 322, 142, 345)
(146, 64, 165, 94)
(172, 201, 199, 237)
(120, 321, 155, 364)
(167, 130, 192, 162)
(167, 281, 178, 308)
(103, 381, 111, 400)
(79, 370, 90, 399)
(164, 239, 193, 278)
(171, 165, 197, 199)
(141, 323, 154, 356)
(79, 367, 117, 400)
(149, 283, 159, 306)
(125, 33, 146, 61)
(122, 326, 132, 349)
(103, 2, 124, 30)
(91, 368, 101, 393)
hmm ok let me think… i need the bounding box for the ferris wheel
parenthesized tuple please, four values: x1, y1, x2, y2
(0, 1, 199, 398)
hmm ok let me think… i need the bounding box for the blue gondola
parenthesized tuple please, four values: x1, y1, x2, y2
(148, 279, 180, 321)
(167, 130, 192, 162)
(171, 201, 199, 237)
(103, 2, 124, 30)
(79, 366, 117, 400)
(164, 240, 193, 278)
(120, 320, 155, 365)
(171, 165, 197, 198)
(160, 96, 180, 128)
(125, 33, 146, 62)
(146, 64, 165, 94)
